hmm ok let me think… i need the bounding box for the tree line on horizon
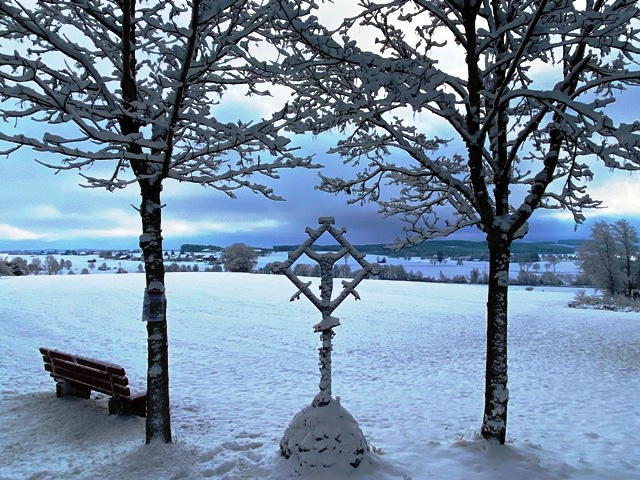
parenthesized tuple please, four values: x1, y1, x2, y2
(272, 239, 578, 260)
(1, 226, 637, 292)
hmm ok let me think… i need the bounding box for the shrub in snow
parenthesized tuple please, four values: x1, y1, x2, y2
(569, 290, 640, 312)
(0, 263, 12, 276)
(280, 396, 369, 472)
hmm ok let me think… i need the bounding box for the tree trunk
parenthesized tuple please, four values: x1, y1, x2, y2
(481, 232, 511, 444)
(139, 179, 172, 444)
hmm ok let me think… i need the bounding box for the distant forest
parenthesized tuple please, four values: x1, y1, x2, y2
(182, 239, 580, 261)
(273, 240, 579, 260)
(180, 244, 224, 253)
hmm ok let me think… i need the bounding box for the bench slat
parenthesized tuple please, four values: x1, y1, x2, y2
(41, 348, 126, 375)
(44, 364, 132, 397)
(42, 357, 130, 386)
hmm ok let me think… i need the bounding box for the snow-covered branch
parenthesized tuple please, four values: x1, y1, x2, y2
(0, 0, 319, 195)
(272, 0, 640, 244)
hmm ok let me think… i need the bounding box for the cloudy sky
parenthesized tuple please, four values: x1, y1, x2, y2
(2, 125, 639, 252)
(1, 4, 639, 252)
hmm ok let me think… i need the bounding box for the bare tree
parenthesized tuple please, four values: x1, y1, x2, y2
(43, 255, 62, 275)
(577, 221, 621, 295)
(578, 219, 639, 296)
(612, 219, 639, 297)
(28, 257, 42, 276)
(271, 0, 640, 443)
(0, 0, 316, 444)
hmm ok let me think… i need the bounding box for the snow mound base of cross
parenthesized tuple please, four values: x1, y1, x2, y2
(279, 396, 369, 473)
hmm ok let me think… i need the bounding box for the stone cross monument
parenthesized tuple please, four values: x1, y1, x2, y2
(272, 217, 380, 471)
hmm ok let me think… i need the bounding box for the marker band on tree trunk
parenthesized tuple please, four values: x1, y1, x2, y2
(142, 288, 166, 323)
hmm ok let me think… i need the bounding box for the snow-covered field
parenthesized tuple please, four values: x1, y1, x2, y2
(1, 273, 638, 479)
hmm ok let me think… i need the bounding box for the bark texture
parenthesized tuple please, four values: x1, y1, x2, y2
(481, 232, 511, 444)
(139, 180, 171, 444)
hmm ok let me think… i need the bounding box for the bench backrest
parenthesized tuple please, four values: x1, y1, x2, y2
(39, 347, 133, 399)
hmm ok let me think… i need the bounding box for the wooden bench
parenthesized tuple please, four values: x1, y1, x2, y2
(39, 347, 146, 417)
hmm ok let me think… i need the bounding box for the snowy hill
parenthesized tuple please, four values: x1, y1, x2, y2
(1, 273, 638, 479)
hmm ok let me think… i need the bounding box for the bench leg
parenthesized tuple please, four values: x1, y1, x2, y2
(56, 380, 91, 399)
(108, 397, 147, 417)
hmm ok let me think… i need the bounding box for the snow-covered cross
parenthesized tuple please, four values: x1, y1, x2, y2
(272, 217, 379, 406)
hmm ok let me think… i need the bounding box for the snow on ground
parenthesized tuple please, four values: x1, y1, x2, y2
(1, 273, 638, 479)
